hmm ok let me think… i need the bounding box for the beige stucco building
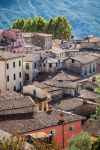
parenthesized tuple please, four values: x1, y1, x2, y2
(0, 52, 23, 91)
(23, 54, 41, 84)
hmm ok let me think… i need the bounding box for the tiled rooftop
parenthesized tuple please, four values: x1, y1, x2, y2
(33, 32, 52, 37)
(83, 119, 100, 137)
(44, 79, 78, 89)
(52, 71, 80, 81)
(71, 54, 98, 64)
(82, 37, 100, 43)
(49, 97, 83, 111)
(0, 110, 83, 134)
(0, 91, 35, 110)
(0, 51, 23, 60)
(78, 89, 100, 103)
(23, 54, 40, 62)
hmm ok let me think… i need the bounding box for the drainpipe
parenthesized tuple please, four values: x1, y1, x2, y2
(62, 123, 64, 149)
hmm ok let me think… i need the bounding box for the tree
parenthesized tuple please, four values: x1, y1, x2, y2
(23, 18, 34, 32)
(33, 139, 60, 150)
(45, 18, 56, 37)
(0, 137, 25, 150)
(12, 18, 25, 30)
(33, 16, 47, 32)
(46, 16, 72, 40)
(92, 138, 100, 150)
(67, 131, 91, 150)
(91, 105, 100, 120)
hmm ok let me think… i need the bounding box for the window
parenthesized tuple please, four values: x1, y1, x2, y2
(19, 61, 21, 66)
(39, 103, 42, 111)
(13, 74, 16, 80)
(72, 59, 75, 63)
(49, 63, 52, 68)
(33, 90, 36, 96)
(7, 63, 9, 69)
(19, 82, 21, 88)
(43, 63, 46, 67)
(13, 62, 15, 68)
(34, 62, 36, 69)
(44, 103, 47, 111)
(14, 86, 16, 91)
(49, 129, 56, 136)
(68, 126, 74, 131)
(7, 76, 9, 82)
(93, 65, 96, 72)
(25, 74, 29, 81)
(19, 72, 21, 78)
(56, 63, 58, 67)
(26, 63, 29, 69)
(89, 65, 91, 73)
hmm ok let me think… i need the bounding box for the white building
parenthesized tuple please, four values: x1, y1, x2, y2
(65, 54, 98, 77)
(42, 57, 61, 73)
(0, 51, 23, 91)
(23, 54, 41, 84)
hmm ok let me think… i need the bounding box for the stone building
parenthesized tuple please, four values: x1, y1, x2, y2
(65, 54, 99, 77)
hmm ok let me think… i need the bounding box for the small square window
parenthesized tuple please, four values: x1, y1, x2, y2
(13, 62, 15, 68)
(43, 63, 46, 67)
(39, 103, 42, 111)
(13, 74, 16, 80)
(34, 62, 36, 69)
(14, 86, 16, 91)
(72, 59, 75, 63)
(26, 63, 29, 69)
(49, 63, 52, 68)
(33, 90, 36, 96)
(25, 74, 29, 81)
(19, 82, 21, 89)
(7, 76, 9, 82)
(7, 63, 9, 69)
(19, 72, 21, 78)
(19, 61, 21, 66)
(68, 126, 74, 131)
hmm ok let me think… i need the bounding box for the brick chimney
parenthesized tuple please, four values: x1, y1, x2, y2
(47, 106, 52, 114)
(58, 112, 64, 124)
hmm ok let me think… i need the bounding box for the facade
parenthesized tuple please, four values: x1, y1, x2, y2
(65, 54, 98, 77)
(23, 82, 62, 111)
(2, 29, 25, 53)
(0, 52, 23, 91)
(44, 79, 81, 96)
(42, 57, 61, 73)
(0, 90, 36, 117)
(80, 36, 100, 49)
(22, 32, 52, 50)
(33, 33, 52, 50)
(23, 54, 41, 84)
(0, 110, 83, 149)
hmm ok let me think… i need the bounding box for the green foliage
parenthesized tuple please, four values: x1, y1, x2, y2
(0, 137, 25, 150)
(91, 105, 100, 120)
(33, 139, 60, 150)
(46, 16, 72, 40)
(95, 105, 100, 119)
(94, 87, 100, 94)
(92, 138, 100, 150)
(33, 16, 47, 32)
(12, 18, 25, 30)
(23, 18, 33, 32)
(67, 131, 91, 150)
(12, 16, 72, 40)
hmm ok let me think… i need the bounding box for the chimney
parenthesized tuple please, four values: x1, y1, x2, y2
(58, 112, 64, 124)
(47, 106, 52, 114)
